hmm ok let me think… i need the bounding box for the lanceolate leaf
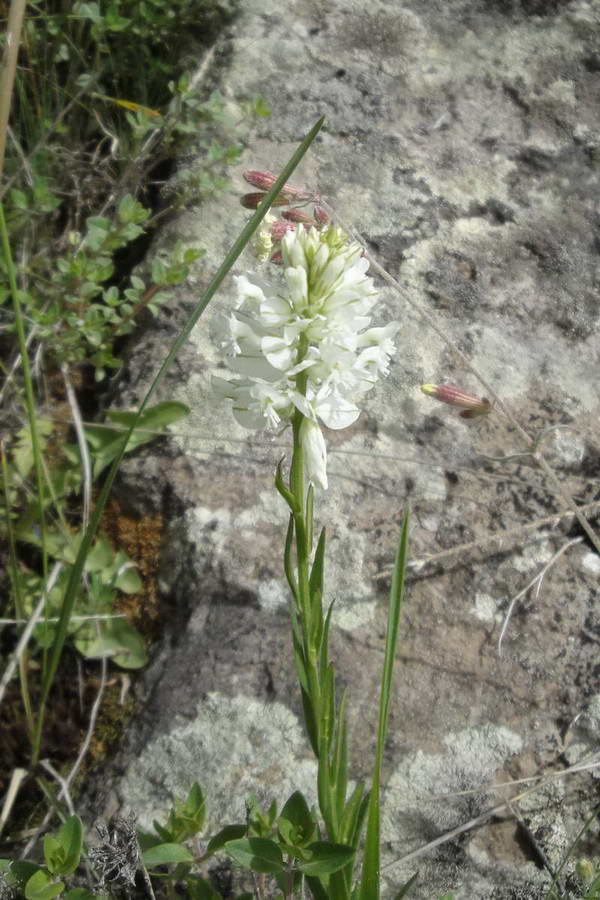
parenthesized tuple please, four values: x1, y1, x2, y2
(357, 509, 410, 900)
(142, 843, 194, 867)
(297, 841, 355, 876)
(224, 838, 284, 874)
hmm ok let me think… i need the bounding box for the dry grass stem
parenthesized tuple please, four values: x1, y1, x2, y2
(498, 536, 584, 655)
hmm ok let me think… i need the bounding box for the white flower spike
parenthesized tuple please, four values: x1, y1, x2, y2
(214, 224, 399, 488)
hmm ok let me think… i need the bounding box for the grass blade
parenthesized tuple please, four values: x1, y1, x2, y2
(357, 508, 410, 899)
(31, 115, 326, 763)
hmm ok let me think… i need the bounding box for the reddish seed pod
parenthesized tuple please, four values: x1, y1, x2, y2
(421, 383, 491, 416)
(243, 169, 306, 200)
(243, 170, 279, 190)
(282, 209, 316, 224)
(240, 192, 291, 209)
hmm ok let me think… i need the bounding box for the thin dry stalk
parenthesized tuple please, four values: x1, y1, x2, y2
(22, 650, 108, 858)
(0, 0, 27, 181)
(384, 755, 598, 871)
(61, 365, 92, 529)
(0, 561, 63, 711)
(376, 500, 600, 577)
(39, 760, 76, 816)
(0, 767, 27, 837)
(498, 536, 584, 655)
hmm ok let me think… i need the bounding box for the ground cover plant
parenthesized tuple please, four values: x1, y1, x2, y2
(1, 2, 600, 899)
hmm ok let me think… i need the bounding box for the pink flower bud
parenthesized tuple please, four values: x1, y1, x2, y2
(243, 170, 279, 190)
(420, 383, 491, 417)
(282, 209, 316, 224)
(314, 206, 329, 225)
(270, 219, 296, 241)
(243, 170, 308, 201)
(240, 192, 291, 209)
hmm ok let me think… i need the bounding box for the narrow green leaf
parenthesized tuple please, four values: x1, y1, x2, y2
(152, 821, 172, 843)
(297, 841, 355, 876)
(309, 527, 326, 599)
(142, 842, 194, 867)
(319, 599, 335, 676)
(357, 509, 410, 900)
(291, 618, 309, 694)
(341, 785, 368, 848)
(300, 685, 320, 758)
(332, 691, 349, 823)
(203, 824, 246, 859)
(309, 527, 326, 648)
(184, 782, 206, 830)
(283, 513, 298, 599)
(33, 117, 325, 757)
(317, 743, 334, 838)
(393, 871, 418, 898)
(107, 400, 189, 430)
(306, 483, 314, 550)
(305, 876, 329, 900)
(275, 457, 301, 514)
(319, 663, 335, 753)
(224, 838, 284, 874)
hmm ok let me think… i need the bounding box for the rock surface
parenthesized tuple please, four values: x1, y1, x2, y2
(87, 1, 600, 897)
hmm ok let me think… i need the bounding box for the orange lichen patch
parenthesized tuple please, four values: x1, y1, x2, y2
(100, 498, 164, 638)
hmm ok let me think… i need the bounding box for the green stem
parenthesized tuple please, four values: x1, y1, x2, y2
(0, 200, 49, 759)
(1, 443, 35, 741)
(290, 409, 321, 731)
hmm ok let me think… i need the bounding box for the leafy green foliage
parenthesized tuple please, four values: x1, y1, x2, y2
(1, 818, 84, 900)
(3, 401, 188, 667)
(3, 194, 204, 378)
(43, 816, 83, 877)
(152, 783, 207, 844)
(225, 837, 284, 875)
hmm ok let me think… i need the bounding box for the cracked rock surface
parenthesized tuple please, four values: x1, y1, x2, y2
(85, 1, 600, 897)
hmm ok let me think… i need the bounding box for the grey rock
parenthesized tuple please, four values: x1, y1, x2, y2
(86, 1, 600, 897)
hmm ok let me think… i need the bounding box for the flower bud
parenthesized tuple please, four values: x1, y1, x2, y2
(243, 170, 309, 201)
(241, 192, 291, 209)
(271, 219, 296, 241)
(421, 384, 491, 417)
(314, 206, 329, 225)
(282, 209, 316, 224)
(299, 418, 328, 490)
(243, 170, 280, 190)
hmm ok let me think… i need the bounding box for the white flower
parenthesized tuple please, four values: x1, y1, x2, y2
(213, 225, 399, 488)
(299, 418, 328, 490)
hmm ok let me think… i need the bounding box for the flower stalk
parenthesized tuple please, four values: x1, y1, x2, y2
(215, 175, 404, 895)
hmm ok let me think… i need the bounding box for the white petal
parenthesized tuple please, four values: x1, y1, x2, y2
(261, 335, 297, 371)
(299, 418, 328, 490)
